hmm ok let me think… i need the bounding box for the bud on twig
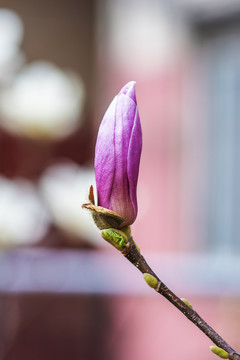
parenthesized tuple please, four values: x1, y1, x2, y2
(94, 81, 142, 228)
(101, 228, 128, 251)
(210, 346, 229, 359)
(82, 82, 240, 360)
(181, 298, 193, 309)
(143, 273, 159, 290)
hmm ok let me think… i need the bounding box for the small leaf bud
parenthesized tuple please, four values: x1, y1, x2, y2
(181, 298, 193, 309)
(101, 228, 128, 251)
(210, 346, 229, 359)
(143, 273, 158, 289)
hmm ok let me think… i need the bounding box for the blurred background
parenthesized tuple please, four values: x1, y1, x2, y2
(0, 0, 240, 359)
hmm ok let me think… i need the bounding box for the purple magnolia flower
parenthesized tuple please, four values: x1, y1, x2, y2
(95, 81, 142, 227)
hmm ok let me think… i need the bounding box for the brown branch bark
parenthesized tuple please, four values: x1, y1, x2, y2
(123, 237, 240, 360)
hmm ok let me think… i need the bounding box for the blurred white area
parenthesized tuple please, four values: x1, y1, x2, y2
(40, 163, 101, 245)
(0, 8, 25, 82)
(106, 0, 191, 75)
(0, 177, 49, 246)
(0, 61, 85, 140)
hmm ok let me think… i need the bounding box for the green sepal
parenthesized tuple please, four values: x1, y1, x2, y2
(101, 228, 128, 251)
(143, 273, 158, 289)
(181, 298, 193, 309)
(210, 346, 229, 359)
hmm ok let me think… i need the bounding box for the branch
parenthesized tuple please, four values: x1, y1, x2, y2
(82, 202, 239, 359)
(123, 237, 240, 360)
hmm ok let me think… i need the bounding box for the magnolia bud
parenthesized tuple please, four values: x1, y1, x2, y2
(95, 81, 142, 227)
